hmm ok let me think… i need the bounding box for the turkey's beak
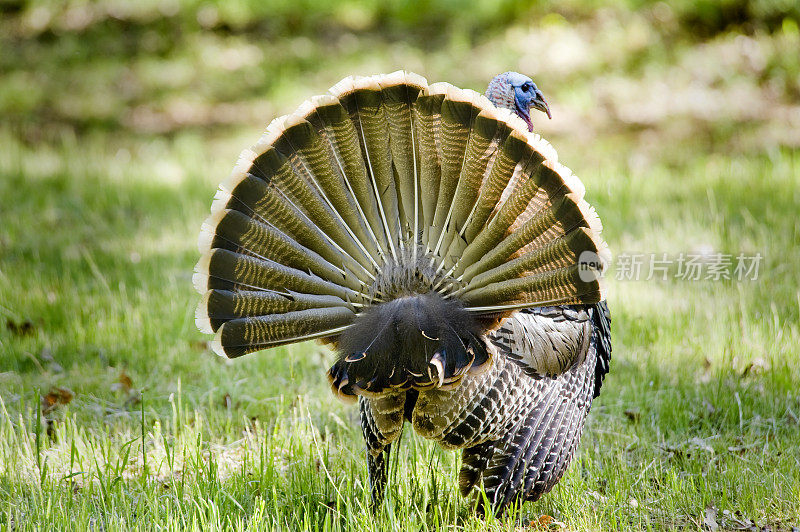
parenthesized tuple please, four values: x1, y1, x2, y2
(531, 92, 552, 119)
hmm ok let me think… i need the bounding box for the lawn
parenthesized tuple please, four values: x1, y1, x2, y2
(1, 1, 799, 530)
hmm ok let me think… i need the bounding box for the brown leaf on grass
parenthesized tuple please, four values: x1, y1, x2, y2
(221, 393, 232, 410)
(624, 408, 641, 423)
(41, 386, 74, 441)
(110, 369, 141, 407)
(111, 370, 133, 393)
(119, 370, 133, 392)
(7, 319, 35, 336)
(529, 515, 567, 530)
(41, 386, 74, 414)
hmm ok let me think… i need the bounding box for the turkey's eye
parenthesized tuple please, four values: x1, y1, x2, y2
(521, 83, 532, 92)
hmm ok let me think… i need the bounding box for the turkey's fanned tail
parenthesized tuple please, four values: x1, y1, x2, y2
(195, 71, 609, 375)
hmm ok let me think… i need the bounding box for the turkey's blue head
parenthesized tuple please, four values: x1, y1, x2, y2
(485, 72, 551, 132)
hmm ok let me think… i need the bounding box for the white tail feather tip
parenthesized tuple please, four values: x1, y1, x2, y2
(211, 332, 227, 358)
(192, 272, 208, 295)
(210, 187, 232, 215)
(192, 253, 212, 294)
(197, 224, 215, 254)
(195, 294, 213, 334)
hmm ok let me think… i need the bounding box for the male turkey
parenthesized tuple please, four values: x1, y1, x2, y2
(194, 71, 612, 513)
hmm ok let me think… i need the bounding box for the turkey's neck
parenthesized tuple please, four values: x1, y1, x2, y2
(487, 96, 534, 133)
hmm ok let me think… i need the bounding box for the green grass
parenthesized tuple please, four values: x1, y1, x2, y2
(1, 1, 800, 530)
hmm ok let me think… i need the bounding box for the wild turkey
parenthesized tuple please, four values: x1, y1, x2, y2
(194, 71, 612, 513)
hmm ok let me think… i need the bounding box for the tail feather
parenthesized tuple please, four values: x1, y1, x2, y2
(195, 71, 609, 390)
(459, 193, 592, 280)
(249, 142, 378, 273)
(436, 107, 503, 271)
(457, 117, 517, 244)
(200, 208, 362, 292)
(212, 172, 373, 283)
(412, 90, 445, 238)
(193, 248, 359, 301)
(334, 77, 402, 260)
(271, 116, 382, 267)
(197, 289, 350, 334)
(450, 131, 544, 278)
(302, 96, 390, 258)
(464, 227, 605, 297)
(456, 157, 577, 282)
(447, 108, 504, 232)
(377, 72, 425, 244)
(212, 307, 356, 358)
(430, 86, 480, 256)
(459, 264, 604, 312)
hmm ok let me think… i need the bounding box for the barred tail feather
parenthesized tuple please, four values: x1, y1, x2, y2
(429, 85, 480, 257)
(413, 89, 445, 240)
(212, 307, 356, 358)
(377, 72, 425, 244)
(333, 76, 402, 260)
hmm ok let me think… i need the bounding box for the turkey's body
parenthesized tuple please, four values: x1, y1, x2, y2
(360, 302, 611, 511)
(194, 71, 611, 514)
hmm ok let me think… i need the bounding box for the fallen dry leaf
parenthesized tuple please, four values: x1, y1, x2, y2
(7, 319, 35, 336)
(624, 408, 641, 422)
(110, 369, 141, 407)
(530, 514, 567, 530)
(41, 386, 74, 414)
(111, 369, 133, 393)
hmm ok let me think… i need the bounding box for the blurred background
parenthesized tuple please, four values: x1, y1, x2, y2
(1, 0, 799, 528)
(3, 0, 799, 146)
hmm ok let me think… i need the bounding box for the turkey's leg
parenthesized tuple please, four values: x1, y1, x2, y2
(366, 442, 391, 505)
(359, 394, 405, 505)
